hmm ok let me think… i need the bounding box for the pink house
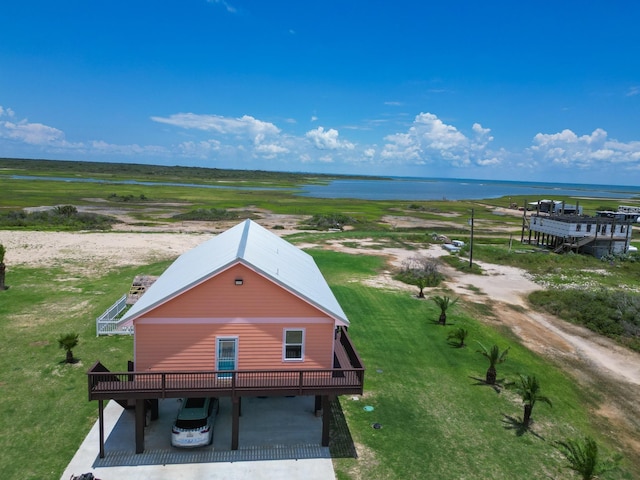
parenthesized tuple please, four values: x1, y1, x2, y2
(88, 219, 364, 456)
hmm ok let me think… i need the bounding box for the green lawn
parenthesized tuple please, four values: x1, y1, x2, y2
(0, 261, 171, 480)
(0, 246, 635, 479)
(310, 250, 635, 479)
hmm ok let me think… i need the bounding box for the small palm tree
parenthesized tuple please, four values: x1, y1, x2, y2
(447, 327, 468, 348)
(0, 244, 7, 291)
(415, 277, 428, 298)
(58, 333, 79, 363)
(512, 374, 551, 428)
(555, 436, 621, 480)
(431, 295, 458, 325)
(476, 342, 509, 385)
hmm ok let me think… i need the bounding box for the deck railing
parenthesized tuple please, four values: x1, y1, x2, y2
(88, 363, 364, 400)
(96, 294, 131, 336)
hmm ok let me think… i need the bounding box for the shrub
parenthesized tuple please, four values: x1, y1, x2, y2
(395, 255, 443, 293)
(172, 208, 239, 221)
(304, 213, 357, 230)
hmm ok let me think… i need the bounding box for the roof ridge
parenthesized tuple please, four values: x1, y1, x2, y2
(236, 219, 251, 258)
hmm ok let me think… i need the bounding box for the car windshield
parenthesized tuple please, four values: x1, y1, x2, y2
(175, 418, 208, 429)
(184, 398, 206, 409)
(174, 397, 210, 430)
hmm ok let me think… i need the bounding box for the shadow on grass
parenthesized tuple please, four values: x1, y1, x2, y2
(447, 340, 467, 348)
(329, 398, 358, 459)
(58, 358, 81, 365)
(501, 414, 546, 440)
(469, 375, 505, 393)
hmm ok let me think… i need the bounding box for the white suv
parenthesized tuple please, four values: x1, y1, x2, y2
(171, 397, 219, 448)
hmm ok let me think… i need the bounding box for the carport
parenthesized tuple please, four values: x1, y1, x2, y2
(87, 327, 364, 457)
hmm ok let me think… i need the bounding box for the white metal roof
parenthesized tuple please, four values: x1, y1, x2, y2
(120, 219, 349, 325)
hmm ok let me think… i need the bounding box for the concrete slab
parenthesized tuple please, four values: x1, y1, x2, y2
(61, 397, 336, 480)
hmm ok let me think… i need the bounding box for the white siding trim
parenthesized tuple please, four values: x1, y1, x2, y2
(135, 317, 333, 325)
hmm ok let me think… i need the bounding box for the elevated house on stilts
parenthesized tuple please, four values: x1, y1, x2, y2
(87, 219, 364, 457)
(520, 201, 633, 258)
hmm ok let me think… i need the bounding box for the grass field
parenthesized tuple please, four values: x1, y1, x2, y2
(0, 251, 635, 479)
(1, 159, 638, 479)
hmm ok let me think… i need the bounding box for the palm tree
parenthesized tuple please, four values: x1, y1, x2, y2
(512, 374, 551, 428)
(431, 295, 458, 325)
(0, 244, 6, 291)
(58, 333, 79, 363)
(415, 277, 428, 298)
(555, 436, 621, 480)
(447, 327, 468, 347)
(476, 342, 509, 385)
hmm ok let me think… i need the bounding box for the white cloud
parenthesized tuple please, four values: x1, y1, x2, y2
(626, 86, 640, 97)
(305, 126, 354, 150)
(0, 106, 172, 158)
(254, 143, 290, 159)
(0, 106, 15, 118)
(530, 128, 640, 168)
(208, 0, 237, 13)
(151, 113, 280, 138)
(380, 112, 496, 167)
(1, 119, 68, 146)
(178, 140, 221, 158)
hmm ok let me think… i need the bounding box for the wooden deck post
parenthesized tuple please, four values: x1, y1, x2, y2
(149, 398, 159, 421)
(321, 395, 331, 447)
(231, 396, 240, 450)
(135, 399, 145, 454)
(98, 399, 105, 459)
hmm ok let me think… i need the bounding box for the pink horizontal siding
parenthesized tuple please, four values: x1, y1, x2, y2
(134, 264, 337, 371)
(135, 322, 334, 371)
(147, 264, 325, 318)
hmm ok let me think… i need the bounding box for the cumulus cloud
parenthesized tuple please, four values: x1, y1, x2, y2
(152, 112, 294, 161)
(1, 120, 67, 146)
(0, 106, 15, 118)
(151, 113, 280, 138)
(529, 128, 640, 168)
(0, 106, 169, 157)
(380, 112, 495, 167)
(305, 126, 355, 150)
(254, 143, 290, 159)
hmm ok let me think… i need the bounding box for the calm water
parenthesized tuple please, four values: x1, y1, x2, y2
(298, 178, 640, 201)
(7, 174, 640, 201)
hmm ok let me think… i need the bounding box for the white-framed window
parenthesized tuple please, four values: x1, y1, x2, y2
(283, 329, 304, 361)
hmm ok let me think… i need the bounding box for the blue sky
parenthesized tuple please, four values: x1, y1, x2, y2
(1, 1, 639, 185)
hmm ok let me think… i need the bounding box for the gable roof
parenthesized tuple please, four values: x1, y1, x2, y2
(120, 219, 349, 325)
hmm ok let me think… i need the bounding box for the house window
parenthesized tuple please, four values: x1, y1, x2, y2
(576, 224, 582, 232)
(586, 224, 592, 233)
(283, 329, 304, 361)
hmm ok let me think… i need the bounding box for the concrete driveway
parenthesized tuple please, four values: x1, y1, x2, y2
(61, 396, 336, 479)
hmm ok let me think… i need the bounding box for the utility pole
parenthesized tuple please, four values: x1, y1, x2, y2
(469, 208, 474, 268)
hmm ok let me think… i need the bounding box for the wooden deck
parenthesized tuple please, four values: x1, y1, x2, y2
(89, 367, 364, 400)
(88, 326, 364, 401)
